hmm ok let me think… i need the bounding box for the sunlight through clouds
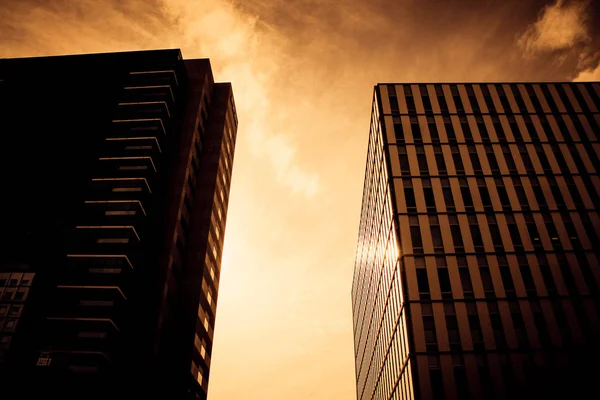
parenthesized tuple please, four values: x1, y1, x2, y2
(573, 63, 600, 81)
(161, 0, 321, 198)
(518, 0, 591, 56)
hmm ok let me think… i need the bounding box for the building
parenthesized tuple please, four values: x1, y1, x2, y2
(0, 49, 237, 399)
(351, 82, 600, 400)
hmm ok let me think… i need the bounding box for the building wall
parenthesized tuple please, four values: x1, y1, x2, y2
(352, 95, 414, 400)
(353, 82, 600, 400)
(0, 50, 237, 399)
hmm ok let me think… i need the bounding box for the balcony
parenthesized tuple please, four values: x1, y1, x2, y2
(67, 225, 142, 257)
(119, 86, 175, 113)
(110, 118, 167, 138)
(42, 320, 118, 355)
(61, 254, 134, 288)
(80, 200, 147, 227)
(96, 156, 158, 179)
(88, 177, 152, 201)
(49, 285, 127, 321)
(114, 101, 171, 126)
(103, 136, 162, 158)
(127, 70, 179, 90)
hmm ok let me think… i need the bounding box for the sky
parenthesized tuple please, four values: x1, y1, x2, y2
(1, 0, 599, 398)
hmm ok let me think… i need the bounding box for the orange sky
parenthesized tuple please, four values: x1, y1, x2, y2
(1, 0, 599, 398)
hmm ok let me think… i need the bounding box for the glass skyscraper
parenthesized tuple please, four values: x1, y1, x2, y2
(352, 82, 600, 400)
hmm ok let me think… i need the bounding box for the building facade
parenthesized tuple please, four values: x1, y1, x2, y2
(352, 82, 600, 400)
(0, 49, 237, 399)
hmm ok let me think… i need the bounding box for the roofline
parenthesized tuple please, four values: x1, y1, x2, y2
(1, 48, 184, 61)
(376, 81, 599, 85)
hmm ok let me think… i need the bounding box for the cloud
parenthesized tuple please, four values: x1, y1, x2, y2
(573, 63, 600, 80)
(518, 0, 591, 56)
(0, 0, 320, 199)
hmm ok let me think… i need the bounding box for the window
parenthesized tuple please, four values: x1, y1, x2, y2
(460, 116, 474, 143)
(431, 224, 444, 252)
(487, 214, 504, 251)
(410, 226, 423, 254)
(417, 269, 430, 297)
(530, 177, 548, 210)
(442, 187, 455, 212)
(580, 211, 600, 248)
(389, 95, 400, 114)
(471, 117, 487, 144)
(469, 147, 482, 173)
(447, 316, 462, 349)
(495, 84, 512, 112)
(460, 186, 474, 211)
(557, 253, 577, 295)
(506, 213, 524, 252)
(518, 256, 536, 295)
(459, 261, 473, 297)
(509, 301, 528, 348)
(535, 145, 552, 173)
(5, 319, 18, 332)
(501, 145, 517, 173)
(451, 85, 464, 113)
(15, 288, 28, 301)
(469, 215, 484, 251)
(542, 213, 561, 248)
(523, 213, 542, 250)
(422, 301, 433, 316)
(428, 116, 440, 143)
(399, 153, 410, 175)
(438, 266, 452, 297)
(405, 187, 417, 212)
(564, 175, 584, 208)
(537, 254, 557, 297)
(444, 116, 457, 142)
(495, 178, 511, 210)
(512, 177, 529, 211)
(479, 264, 495, 298)
(423, 181, 436, 211)
(423, 315, 438, 351)
(435, 152, 447, 175)
(421, 85, 433, 113)
(524, 114, 540, 142)
(451, 147, 464, 173)
(575, 251, 598, 294)
(437, 93, 449, 115)
(430, 367, 445, 400)
(417, 154, 429, 174)
(492, 115, 506, 140)
(489, 304, 507, 349)
(450, 216, 465, 251)
(526, 85, 544, 113)
(454, 363, 471, 399)
(411, 117, 422, 143)
(476, 179, 492, 211)
(485, 145, 500, 173)
(393, 116, 405, 142)
(498, 256, 515, 297)
(467, 303, 483, 347)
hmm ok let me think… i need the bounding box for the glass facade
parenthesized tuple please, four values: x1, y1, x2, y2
(352, 82, 600, 400)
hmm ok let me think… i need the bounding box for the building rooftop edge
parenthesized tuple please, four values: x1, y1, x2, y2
(1, 48, 185, 61)
(376, 81, 599, 85)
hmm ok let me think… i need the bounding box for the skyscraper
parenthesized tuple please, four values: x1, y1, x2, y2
(352, 82, 600, 400)
(0, 49, 237, 399)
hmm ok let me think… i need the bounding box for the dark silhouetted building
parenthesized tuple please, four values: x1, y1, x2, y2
(352, 82, 600, 400)
(0, 49, 237, 399)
